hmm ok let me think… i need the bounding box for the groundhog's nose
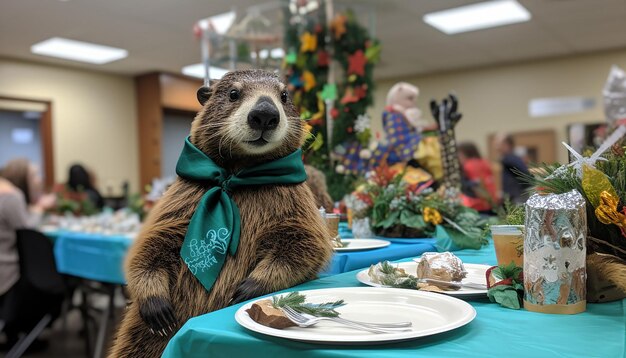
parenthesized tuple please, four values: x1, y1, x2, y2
(248, 96, 279, 131)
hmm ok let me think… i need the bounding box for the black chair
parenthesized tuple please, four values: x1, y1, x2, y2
(0, 229, 65, 358)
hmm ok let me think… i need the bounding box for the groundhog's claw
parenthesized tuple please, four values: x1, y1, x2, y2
(139, 296, 178, 335)
(231, 278, 265, 305)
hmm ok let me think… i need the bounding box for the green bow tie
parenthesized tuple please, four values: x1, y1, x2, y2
(176, 136, 307, 292)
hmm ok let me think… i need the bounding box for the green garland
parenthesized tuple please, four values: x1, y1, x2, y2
(283, 6, 380, 200)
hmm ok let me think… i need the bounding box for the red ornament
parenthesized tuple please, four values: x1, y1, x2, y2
(347, 50, 366, 77)
(314, 24, 323, 34)
(317, 51, 329, 67)
(330, 108, 339, 119)
(347, 127, 353, 133)
(353, 85, 367, 99)
(340, 87, 359, 104)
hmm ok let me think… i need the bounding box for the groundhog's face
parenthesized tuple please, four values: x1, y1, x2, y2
(190, 70, 303, 163)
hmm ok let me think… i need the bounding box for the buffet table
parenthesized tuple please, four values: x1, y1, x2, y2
(162, 243, 626, 358)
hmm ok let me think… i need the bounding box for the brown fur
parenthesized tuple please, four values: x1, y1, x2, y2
(304, 165, 334, 212)
(108, 70, 333, 358)
(587, 253, 626, 302)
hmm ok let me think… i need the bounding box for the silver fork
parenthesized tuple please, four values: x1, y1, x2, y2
(281, 307, 412, 334)
(282, 306, 412, 328)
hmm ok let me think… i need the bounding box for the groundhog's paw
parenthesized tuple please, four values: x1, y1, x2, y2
(231, 278, 265, 305)
(139, 296, 178, 337)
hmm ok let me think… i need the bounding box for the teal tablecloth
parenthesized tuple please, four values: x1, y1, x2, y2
(324, 240, 436, 275)
(52, 231, 132, 284)
(162, 242, 626, 358)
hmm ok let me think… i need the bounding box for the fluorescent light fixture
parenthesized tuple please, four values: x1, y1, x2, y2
(251, 48, 285, 60)
(423, 0, 531, 35)
(529, 97, 596, 118)
(182, 63, 229, 80)
(31, 37, 128, 64)
(197, 11, 236, 34)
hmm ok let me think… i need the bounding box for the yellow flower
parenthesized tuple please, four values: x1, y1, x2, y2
(595, 190, 626, 228)
(423, 207, 443, 225)
(302, 71, 316, 92)
(300, 32, 317, 53)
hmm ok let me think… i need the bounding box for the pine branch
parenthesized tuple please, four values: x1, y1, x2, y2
(272, 292, 345, 318)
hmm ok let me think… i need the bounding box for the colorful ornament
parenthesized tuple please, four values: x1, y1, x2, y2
(354, 114, 371, 133)
(330, 107, 339, 119)
(321, 84, 338, 101)
(300, 32, 317, 53)
(317, 50, 329, 67)
(595, 190, 626, 237)
(353, 84, 367, 99)
(365, 43, 381, 64)
(340, 87, 359, 104)
(285, 50, 298, 65)
(582, 164, 618, 207)
(302, 70, 316, 92)
(347, 50, 367, 77)
(310, 95, 325, 121)
(330, 14, 347, 39)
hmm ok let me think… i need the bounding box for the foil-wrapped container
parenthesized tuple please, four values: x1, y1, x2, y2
(524, 190, 587, 314)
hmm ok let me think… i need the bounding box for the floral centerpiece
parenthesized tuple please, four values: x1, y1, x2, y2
(348, 163, 489, 249)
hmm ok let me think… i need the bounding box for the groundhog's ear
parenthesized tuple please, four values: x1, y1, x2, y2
(197, 86, 212, 105)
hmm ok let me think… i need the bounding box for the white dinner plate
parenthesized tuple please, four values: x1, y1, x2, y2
(356, 262, 490, 297)
(235, 287, 476, 344)
(334, 238, 390, 252)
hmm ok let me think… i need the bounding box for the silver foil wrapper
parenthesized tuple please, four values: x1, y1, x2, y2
(524, 190, 587, 313)
(603, 65, 626, 127)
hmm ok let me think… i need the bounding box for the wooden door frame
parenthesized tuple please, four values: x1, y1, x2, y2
(0, 96, 55, 189)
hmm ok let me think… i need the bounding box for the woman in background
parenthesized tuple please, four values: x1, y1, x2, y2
(458, 142, 498, 213)
(0, 159, 55, 349)
(55, 164, 104, 212)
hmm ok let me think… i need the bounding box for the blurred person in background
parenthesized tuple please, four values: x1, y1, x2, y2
(458, 142, 498, 213)
(54, 163, 104, 211)
(0, 159, 55, 349)
(494, 134, 531, 204)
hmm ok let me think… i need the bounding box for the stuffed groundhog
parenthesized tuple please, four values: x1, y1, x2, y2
(109, 70, 333, 357)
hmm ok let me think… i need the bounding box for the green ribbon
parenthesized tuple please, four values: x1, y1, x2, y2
(176, 136, 307, 292)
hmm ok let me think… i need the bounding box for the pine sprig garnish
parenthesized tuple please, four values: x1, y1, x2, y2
(272, 292, 345, 317)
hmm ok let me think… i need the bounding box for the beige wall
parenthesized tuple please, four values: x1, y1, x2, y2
(369, 48, 626, 164)
(0, 59, 138, 194)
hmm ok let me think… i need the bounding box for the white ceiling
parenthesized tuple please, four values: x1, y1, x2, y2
(1, 0, 626, 80)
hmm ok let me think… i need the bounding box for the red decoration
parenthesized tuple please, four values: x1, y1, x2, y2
(353, 85, 367, 99)
(330, 108, 339, 119)
(317, 51, 329, 67)
(347, 50, 366, 77)
(314, 24, 323, 34)
(347, 127, 353, 133)
(340, 87, 359, 104)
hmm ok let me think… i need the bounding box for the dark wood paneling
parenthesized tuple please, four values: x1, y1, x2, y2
(135, 73, 164, 188)
(160, 73, 203, 112)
